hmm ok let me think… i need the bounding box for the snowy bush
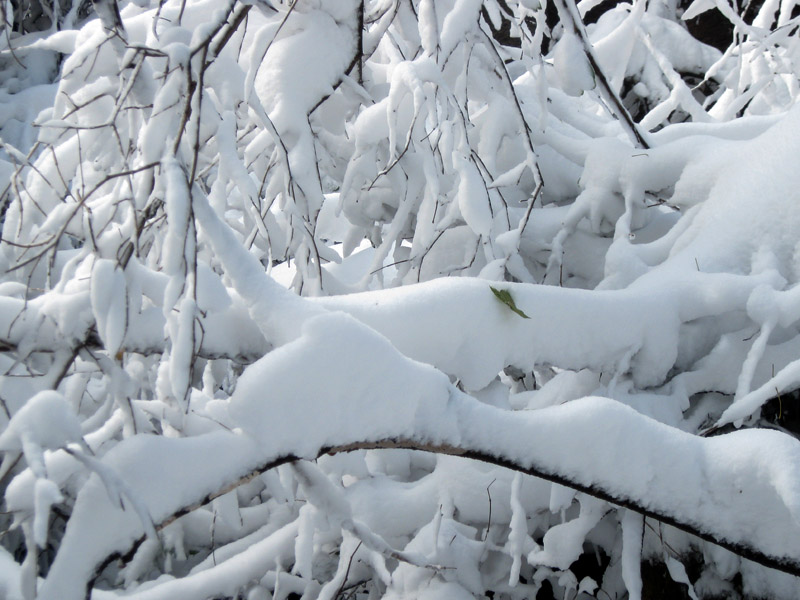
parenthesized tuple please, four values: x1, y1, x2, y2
(1, 0, 800, 598)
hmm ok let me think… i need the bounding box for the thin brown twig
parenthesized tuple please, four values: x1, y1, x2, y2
(333, 541, 363, 600)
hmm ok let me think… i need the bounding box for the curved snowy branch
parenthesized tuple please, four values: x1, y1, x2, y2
(35, 310, 800, 598)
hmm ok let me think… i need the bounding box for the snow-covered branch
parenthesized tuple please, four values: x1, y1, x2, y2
(1, 1, 800, 599)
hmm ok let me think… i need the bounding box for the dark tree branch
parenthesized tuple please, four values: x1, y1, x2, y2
(550, 0, 651, 149)
(84, 433, 800, 600)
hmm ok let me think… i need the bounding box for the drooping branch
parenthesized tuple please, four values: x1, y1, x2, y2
(79, 426, 800, 600)
(37, 370, 800, 600)
(325, 440, 800, 576)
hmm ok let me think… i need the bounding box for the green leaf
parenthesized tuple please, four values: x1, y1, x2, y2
(490, 286, 530, 319)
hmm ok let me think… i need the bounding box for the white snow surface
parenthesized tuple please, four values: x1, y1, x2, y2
(3, 1, 800, 599)
(37, 306, 800, 597)
(0, 391, 82, 456)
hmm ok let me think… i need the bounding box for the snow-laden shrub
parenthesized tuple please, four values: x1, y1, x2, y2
(1, 0, 800, 598)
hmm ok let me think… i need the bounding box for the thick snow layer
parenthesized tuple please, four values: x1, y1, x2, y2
(38, 309, 800, 597)
(38, 432, 264, 599)
(0, 391, 82, 453)
(318, 278, 684, 389)
(553, 32, 595, 97)
(4, 1, 800, 598)
(253, 3, 357, 126)
(318, 109, 798, 394)
(227, 312, 453, 457)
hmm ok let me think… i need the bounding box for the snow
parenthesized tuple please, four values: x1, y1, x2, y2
(110, 520, 299, 600)
(439, 0, 483, 59)
(0, 390, 82, 454)
(34, 331, 800, 596)
(455, 154, 493, 239)
(38, 432, 264, 599)
(91, 259, 128, 356)
(553, 32, 595, 97)
(2, 0, 800, 598)
(318, 278, 682, 390)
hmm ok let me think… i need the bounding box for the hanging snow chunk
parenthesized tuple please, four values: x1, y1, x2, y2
(553, 32, 596, 97)
(456, 154, 492, 238)
(91, 259, 128, 356)
(0, 391, 82, 454)
(0, 391, 83, 478)
(681, 0, 717, 20)
(440, 0, 483, 58)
